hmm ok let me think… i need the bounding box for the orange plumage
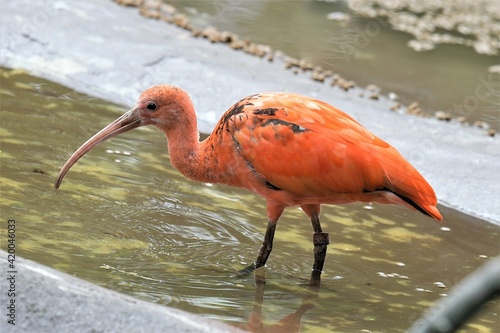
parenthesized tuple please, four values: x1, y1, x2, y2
(200, 92, 441, 220)
(55, 85, 442, 273)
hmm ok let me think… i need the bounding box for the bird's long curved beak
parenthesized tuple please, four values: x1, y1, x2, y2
(54, 108, 148, 189)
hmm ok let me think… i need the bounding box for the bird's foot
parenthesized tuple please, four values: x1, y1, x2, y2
(234, 263, 258, 278)
(310, 268, 323, 282)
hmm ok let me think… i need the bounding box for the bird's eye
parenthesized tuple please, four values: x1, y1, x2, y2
(146, 102, 157, 111)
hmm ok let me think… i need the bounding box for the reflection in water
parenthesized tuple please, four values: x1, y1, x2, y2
(1, 67, 499, 332)
(237, 268, 322, 333)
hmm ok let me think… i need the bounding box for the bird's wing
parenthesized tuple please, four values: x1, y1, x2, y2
(230, 93, 440, 218)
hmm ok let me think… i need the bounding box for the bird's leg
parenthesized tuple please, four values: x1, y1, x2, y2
(301, 204, 330, 273)
(238, 220, 277, 276)
(237, 204, 284, 277)
(254, 220, 277, 269)
(312, 219, 329, 273)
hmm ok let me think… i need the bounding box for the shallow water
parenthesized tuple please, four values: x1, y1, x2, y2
(172, 0, 499, 131)
(1, 67, 499, 332)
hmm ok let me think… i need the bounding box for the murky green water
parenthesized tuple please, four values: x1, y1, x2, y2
(172, 0, 499, 131)
(1, 67, 499, 332)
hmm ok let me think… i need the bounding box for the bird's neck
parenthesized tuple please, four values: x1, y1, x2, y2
(160, 106, 215, 183)
(167, 135, 207, 182)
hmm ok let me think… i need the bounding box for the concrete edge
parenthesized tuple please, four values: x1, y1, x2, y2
(0, 250, 245, 333)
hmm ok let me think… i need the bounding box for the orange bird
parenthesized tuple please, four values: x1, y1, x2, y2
(55, 85, 442, 273)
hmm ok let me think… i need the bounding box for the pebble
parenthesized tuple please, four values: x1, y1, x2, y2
(299, 59, 314, 71)
(366, 84, 380, 92)
(115, 0, 143, 7)
(244, 43, 271, 58)
(487, 128, 496, 137)
(406, 102, 424, 116)
(191, 28, 202, 38)
(201, 26, 220, 43)
(285, 57, 298, 67)
(323, 70, 333, 78)
(330, 74, 340, 87)
(311, 70, 326, 83)
(314, 66, 325, 74)
(435, 111, 452, 121)
(337, 78, 355, 91)
(229, 38, 246, 50)
(390, 103, 401, 111)
(473, 121, 487, 129)
(172, 13, 190, 30)
(219, 31, 236, 43)
(139, 0, 161, 19)
(159, 4, 178, 23)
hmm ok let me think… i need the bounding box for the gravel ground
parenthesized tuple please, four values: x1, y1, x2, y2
(346, 0, 500, 55)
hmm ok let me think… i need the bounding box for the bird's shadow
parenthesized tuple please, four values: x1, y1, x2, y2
(234, 268, 323, 333)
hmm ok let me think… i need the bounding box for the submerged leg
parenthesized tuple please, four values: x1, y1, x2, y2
(301, 204, 330, 273)
(237, 203, 284, 276)
(255, 220, 277, 268)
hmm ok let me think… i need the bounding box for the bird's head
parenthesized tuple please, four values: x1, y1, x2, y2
(54, 85, 191, 189)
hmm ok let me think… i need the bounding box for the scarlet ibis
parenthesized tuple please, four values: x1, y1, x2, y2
(55, 85, 442, 273)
